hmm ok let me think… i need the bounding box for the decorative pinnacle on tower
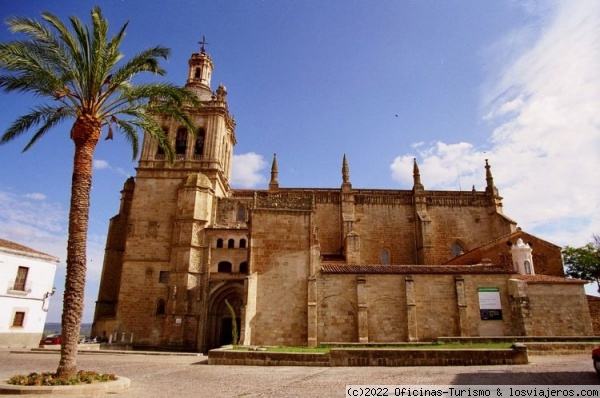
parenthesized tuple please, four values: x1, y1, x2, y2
(485, 159, 498, 196)
(413, 158, 424, 191)
(269, 153, 279, 191)
(342, 154, 350, 183)
(341, 154, 352, 190)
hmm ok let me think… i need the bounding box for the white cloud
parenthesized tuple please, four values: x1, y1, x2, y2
(93, 159, 110, 170)
(390, 1, 600, 247)
(24, 192, 47, 201)
(231, 152, 268, 188)
(93, 159, 130, 177)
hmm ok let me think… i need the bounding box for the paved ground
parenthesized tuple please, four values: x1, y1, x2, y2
(0, 349, 598, 397)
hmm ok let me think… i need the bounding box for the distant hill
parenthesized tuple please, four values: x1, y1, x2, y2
(44, 322, 93, 337)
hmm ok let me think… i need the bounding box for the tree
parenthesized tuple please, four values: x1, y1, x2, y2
(0, 7, 197, 378)
(563, 235, 600, 293)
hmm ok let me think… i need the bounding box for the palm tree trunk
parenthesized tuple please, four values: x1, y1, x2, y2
(56, 115, 100, 379)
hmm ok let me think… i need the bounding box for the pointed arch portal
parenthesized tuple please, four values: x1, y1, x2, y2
(204, 281, 245, 351)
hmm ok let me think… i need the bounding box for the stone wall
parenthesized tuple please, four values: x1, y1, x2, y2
(317, 272, 519, 344)
(588, 296, 600, 336)
(247, 208, 314, 346)
(520, 282, 593, 336)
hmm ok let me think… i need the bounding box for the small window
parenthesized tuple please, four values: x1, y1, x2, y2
(381, 249, 390, 265)
(239, 262, 248, 274)
(176, 127, 187, 155)
(194, 68, 201, 78)
(156, 298, 166, 315)
(12, 311, 25, 327)
(239, 239, 247, 249)
(216, 238, 224, 248)
(228, 239, 235, 249)
(524, 260, 532, 275)
(13, 266, 29, 291)
(218, 261, 232, 273)
(451, 242, 464, 258)
(159, 271, 169, 284)
(237, 205, 246, 222)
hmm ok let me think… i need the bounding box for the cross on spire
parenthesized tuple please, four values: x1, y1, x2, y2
(199, 36, 209, 53)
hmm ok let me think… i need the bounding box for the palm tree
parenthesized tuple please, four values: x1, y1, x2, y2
(0, 7, 197, 378)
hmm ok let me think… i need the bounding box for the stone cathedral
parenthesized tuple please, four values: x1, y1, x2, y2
(92, 45, 594, 352)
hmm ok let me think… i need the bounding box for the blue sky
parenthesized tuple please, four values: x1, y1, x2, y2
(0, 1, 598, 323)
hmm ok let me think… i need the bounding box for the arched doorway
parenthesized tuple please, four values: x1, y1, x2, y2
(205, 282, 245, 350)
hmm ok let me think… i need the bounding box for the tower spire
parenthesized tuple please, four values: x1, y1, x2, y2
(186, 39, 214, 92)
(412, 158, 424, 191)
(269, 153, 279, 191)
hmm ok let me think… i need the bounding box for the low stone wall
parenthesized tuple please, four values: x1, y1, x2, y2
(208, 345, 528, 367)
(524, 342, 599, 355)
(329, 346, 528, 366)
(208, 349, 329, 366)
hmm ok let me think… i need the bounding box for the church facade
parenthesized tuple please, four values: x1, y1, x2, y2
(92, 46, 593, 352)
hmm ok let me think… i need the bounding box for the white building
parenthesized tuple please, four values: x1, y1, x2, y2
(0, 238, 59, 347)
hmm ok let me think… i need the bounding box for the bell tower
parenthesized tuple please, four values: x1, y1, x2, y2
(138, 39, 236, 197)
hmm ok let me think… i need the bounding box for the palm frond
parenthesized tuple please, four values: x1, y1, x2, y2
(0, 105, 74, 148)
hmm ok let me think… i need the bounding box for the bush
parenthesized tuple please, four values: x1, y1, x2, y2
(8, 370, 117, 386)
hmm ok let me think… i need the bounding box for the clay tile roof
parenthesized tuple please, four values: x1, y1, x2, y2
(321, 264, 510, 275)
(512, 274, 587, 284)
(0, 238, 59, 263)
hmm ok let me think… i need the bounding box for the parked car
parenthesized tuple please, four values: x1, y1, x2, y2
(39, 334, 62, 346)
(593, 346, 600, 375)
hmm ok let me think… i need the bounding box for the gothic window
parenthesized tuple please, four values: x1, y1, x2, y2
(237, 204, 246, 222)
(158, 271, 169, 284)
(381, 249, 390, 265)
(239, 239, 247, 249)
(228, 239, 235, 249)
(194, 129, 205, 156)
(218, 261, 232, 273)
(156, 298, 166, 315)
(175, 127, 187, 155)
(239, 262, 248, 273)
(451, 242, 464, 258)
(157, 127, 168, 156)
(13, 266, 29, 291)
(12, 311, 25, 327)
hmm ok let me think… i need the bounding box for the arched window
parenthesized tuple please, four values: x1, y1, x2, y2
(239, 262, 248, 274)
(176, 127, 187, 155)
(228, 239, 235, 249)
(451, 242, 464, 258)
(194, 68, 200, 78)
(381, 249, 390, 265)
(218, 261, 232, 273)
(524, 260, 532, 275)
(194, 129, 205, 156)
(239, 239, 247, 249)
(216, 238, 224, 248)
(156, 298, 166, 316)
